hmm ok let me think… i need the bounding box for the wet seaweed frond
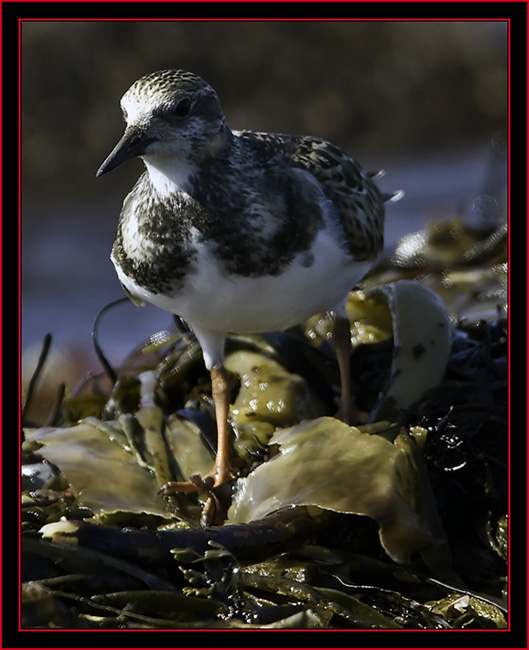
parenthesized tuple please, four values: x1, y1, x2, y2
(21, 214, 508, 629)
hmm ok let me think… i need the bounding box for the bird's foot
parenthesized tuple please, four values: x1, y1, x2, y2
(160, 469, 235, 526)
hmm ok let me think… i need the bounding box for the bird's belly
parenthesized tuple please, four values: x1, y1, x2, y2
(116, 229, 369, 334)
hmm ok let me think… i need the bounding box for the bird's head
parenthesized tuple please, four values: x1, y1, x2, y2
(96, 69, 232, 191)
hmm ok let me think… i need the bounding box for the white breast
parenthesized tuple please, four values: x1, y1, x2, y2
(114, 188, 371, 369)
(120, 224, 366, 332)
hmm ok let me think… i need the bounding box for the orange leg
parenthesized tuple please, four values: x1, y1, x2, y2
(210, 364, 232, 486)
(160, 364, 233, 525)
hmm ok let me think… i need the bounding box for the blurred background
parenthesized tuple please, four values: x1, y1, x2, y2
(21, 20, 508, 389)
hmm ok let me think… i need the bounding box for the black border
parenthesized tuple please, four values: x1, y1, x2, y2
(8, 2, 527, 649)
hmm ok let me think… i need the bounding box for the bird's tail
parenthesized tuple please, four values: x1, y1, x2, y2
(368, 169, 404, 204)
(383, 189, 405, 204)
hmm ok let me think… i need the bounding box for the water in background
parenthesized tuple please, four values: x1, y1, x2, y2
(21, 145, 506, 379)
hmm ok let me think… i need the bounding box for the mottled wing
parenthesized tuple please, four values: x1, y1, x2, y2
(248, 132, 386, 261)
(290, 136, 386, 260)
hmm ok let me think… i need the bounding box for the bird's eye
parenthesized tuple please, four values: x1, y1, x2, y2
(173, 97, 192, 117)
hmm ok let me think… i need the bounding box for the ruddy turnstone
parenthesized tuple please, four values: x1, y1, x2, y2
(97, 69, 398, 524)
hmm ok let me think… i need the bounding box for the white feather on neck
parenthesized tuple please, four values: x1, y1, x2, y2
(143, 157, 195, 197)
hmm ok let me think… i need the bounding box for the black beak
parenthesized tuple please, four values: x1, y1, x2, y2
(96, 127, 150, 177)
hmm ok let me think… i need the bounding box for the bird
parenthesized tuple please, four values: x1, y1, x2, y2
(96, 69, 398, 524)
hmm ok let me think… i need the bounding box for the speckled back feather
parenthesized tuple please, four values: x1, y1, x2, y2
(237, 131, 386, 260)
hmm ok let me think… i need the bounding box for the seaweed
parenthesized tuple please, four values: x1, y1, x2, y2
(21, 215, 508, 630)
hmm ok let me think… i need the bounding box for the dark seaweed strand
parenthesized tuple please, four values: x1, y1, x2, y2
(91, 298, 131, 384)
(21, 333, 53, 429)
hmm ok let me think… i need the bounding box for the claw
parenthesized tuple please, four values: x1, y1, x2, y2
(160, 472, 234, 526)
